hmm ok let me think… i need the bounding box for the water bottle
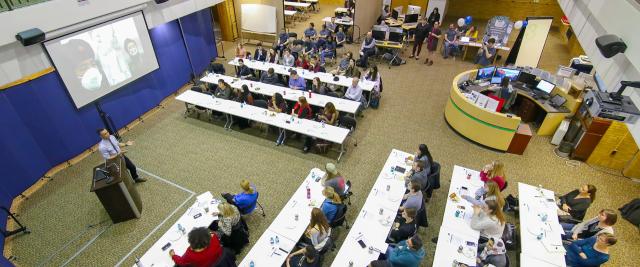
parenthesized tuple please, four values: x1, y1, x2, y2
(275, 236, 279, 244)
(270, 237, 274, 245)
(308, 90, 312, 98)
(134, 257, 145, 267)
(177, 223, 185, 234)
(321, 121, 325, 128)
(249, 260, 255, 267)
(306, 185, 311, 199)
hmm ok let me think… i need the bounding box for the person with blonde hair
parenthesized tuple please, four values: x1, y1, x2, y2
(211, 202, 241, 238)
(462, 180, 505, 208)
(480, 160, 506, 190)
(222, 179, 259, 215)
(301, 207, 332, 250)
(320, 186, 343, 223)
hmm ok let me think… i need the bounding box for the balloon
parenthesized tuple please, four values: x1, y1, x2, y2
(523, 20, 528, 27)
(514, 20, 523, 29)
(457, 18, 465, 27)
(465, 16, 472, 24)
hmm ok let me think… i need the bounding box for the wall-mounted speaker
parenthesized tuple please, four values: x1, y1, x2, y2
(15, 28, 45, 46)
(595, 34, 627, 58)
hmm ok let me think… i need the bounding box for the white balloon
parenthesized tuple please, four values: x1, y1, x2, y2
(514, 20, 523, 30)
(457, 18, 465, 27)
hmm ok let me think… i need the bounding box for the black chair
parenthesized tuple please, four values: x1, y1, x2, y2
(340, 180, 353, 205)
(416, 200, 428, 229)
(220, 218, 250, 255)
(502, 181, 509, 192)
(425, 162, 441, 200)
(329, 203, 350, 229)
(212, 247, 237, 267)
(208, 62, 226, 75)
(288, 32, 298, 39)
(338, 115, 357, 147)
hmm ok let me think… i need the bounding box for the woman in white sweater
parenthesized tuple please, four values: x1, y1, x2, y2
(470, 199, 506, 241)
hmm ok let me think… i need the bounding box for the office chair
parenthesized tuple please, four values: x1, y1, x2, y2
(254, 191, 266, 217)
(329, 203, 350, 252)
(416, 201, 428, 229)
(425, 162, 441, 201)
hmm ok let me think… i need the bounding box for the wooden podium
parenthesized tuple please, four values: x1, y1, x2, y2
(90, 155, 143, 223)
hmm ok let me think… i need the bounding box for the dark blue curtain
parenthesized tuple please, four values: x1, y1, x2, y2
(0, 9, 217, 257)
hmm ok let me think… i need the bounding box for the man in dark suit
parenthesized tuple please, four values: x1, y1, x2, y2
(253, 42, 267, 62)
(236, 59, 253, 79)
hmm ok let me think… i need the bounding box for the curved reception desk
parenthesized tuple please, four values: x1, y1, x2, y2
(445, 70, 580, 152)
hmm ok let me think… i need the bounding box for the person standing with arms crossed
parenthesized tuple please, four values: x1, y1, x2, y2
(97, 128, 146, 183)
(409, 19, 431, 60)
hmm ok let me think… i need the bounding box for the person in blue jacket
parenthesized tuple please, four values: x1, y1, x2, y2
(565, 232, 616, 267)
(222, 179, 258, 215)
(369, 235, 425, 267)
(320, 187, 342, 223)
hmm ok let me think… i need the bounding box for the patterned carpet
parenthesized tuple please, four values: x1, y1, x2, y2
(5, 4, 639, 267)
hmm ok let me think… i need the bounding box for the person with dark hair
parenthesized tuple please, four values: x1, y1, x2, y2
(170, 227, 223, 267)
(362, 64, 381, 100)
(387, 208, 417, 243)
(123, 38, 144, 75)
(260, 67, 280, 85)
(268, 93, 288, 146)
(97, 128, 146, 183)
(557, 184, 597, 222)
(310, 77, 327, 95)
(233, 85, 254, 129)
(443, 23, 459, 58)
(414, 144, 433, 175)
(331, 52, 353, 75)
(564, 232, 616, 267)
(282, 49, 296, 67)
(400, 180, 423, 212)
(427, 7, 440, 25)
(319, 24, 330, 38)
(494, 76, 516, 111)
(404, 161, 429, 190)
(320, 35, 336, 66)
(563, 209, 617, 241)
(289, 70, 307, 91)
(475, 37, 496, 67)
(235, 59, 253, 79)
(286, 244, 320, 267)
(335, 26, 346, 48)
(370, 235, 425, 267)
(276, 29, 291, 55)
(424, 21, 442, 66)
(304, 23, 317, 38)
(64, 39, 108, 91)
(292, 96, 313, 119)
(214, 79, 232, 100)
(253, 42, 267, 61)
(266, 48, 279, 64)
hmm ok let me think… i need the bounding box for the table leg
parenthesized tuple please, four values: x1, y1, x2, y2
(337, 143, 345, 162)
(463, 46, 468, 61)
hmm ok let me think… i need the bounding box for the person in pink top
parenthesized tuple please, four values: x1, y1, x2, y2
(480, 161, 506, 191)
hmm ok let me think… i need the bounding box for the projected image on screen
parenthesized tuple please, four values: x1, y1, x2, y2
(45, 12, 159, 108)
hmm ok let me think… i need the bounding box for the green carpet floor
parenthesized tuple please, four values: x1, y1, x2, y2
(5, 4, 640, 267)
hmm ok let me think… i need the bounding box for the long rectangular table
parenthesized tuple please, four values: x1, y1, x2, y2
(331, 149, 412, 266)
(201, 73, 360, 115)
(460, 41, 511, 64)
(135, 192, 220, 267)
(322, 16, 353, 26)
(284, 1, 311, 8)
(240, 168, 326, 267)
(228, 58, 375, 92)
(176, 90, 350, 161)
(432, 165, 484, 267)
(518, 183, 566, 267)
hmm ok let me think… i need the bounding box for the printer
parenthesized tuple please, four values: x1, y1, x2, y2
(583, 82, 640, 124)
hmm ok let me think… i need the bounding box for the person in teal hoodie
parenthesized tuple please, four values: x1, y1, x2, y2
(369, 235, 425, 267)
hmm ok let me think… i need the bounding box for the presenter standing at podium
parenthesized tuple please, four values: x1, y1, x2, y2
(97, 129, 147, 183)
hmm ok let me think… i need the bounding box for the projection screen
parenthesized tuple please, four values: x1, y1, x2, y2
(44, 12, 159, 108)
(514, 17, 553, 68)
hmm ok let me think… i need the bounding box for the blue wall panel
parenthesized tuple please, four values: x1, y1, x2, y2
(180, 8, 217, 75)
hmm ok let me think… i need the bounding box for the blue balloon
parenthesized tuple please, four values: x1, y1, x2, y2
(465, 16, 472, 24)
(523, 20, 528, 27)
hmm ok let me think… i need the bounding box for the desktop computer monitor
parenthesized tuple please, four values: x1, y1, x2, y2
(491, 67, 520, 84)
(517, 72, 537, 86)
(536, 79, 555, 94)
(476, 66, 495, 80)
(372, 25, 387, 40)
(404, 13, 419, 24)
(388, 27, 403, 42)
(392, 9, 399, 20)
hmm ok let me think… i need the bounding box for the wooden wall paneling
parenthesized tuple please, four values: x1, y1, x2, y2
(587, 121, 640, 171)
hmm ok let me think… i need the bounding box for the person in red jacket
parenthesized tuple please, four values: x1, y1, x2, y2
(480, 161, 506, 191)
(292, 96, 313, 119)
(170, 227, 223, 267)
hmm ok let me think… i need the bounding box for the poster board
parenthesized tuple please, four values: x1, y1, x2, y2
(240, 4, 277, 34)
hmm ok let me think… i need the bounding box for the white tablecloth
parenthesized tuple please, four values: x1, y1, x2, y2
(239, 168, 326, 267)
(322, 16, 354, 26)
(331, 149, 412, 267)
(432, 165, 484, 266)
(176, 90, 349, 144)
(228, 58, 375, 92)
(201, 74, 360, 114)
(284, 1, 311, 7)
(135, 192, 220, 267)
(518, 183, 566, 267)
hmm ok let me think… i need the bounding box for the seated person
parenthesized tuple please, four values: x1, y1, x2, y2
(359, 31, 376, 67)
(564, 232, 616, 267)
(320, 186, 343, 223)
(326, 18, 337, 33)
(310, 77, 328, 95)
(480, 161, 506, 191)
(288, 70, 307, 91)
(233, 85, 254, 105)
(562, 209, 616, 241)
(302, 36, 317, 56)
(331, 52, 353, 75)
(399, 181, 423, 212)
(362, 64, 381, 98)
(557, 184, 597, 222)
(295, 54, 310, 69)
(344, 58, 361, 78)
(443, 23, 459, 58)
(474, 37, 496, 67)
(300, 208, 332, 251)
(210, 203, 241, 240)
(266, 48, 279, 64)
(322, 163, 345, 193)
(387, 208, 417, 243)
(344, 77, 363, 102)
(307, 57, 322, 73)
(222, 179, 258, 215)
(493, 76, 517, 111)
(285, 244, 320, 267)
(476, 238, 508, 267)
(470, 200, 506, 242)
(281, 49, 296, 67)
(276, 29, 292, 53)
(319, 24, 330, 38)
(335, 26, 347, 48)
(268, 93, 288, 113)
(462, 180, 505, 208)
(413, 144, 433, 175)
(403, 161, 429, 190)
(260, 68, 281, 85)
(318, 102, 339, 126)
(320, 35, 337, 66)
(170, 227, 223, 267)
(253, 42, 267, 61)
(292, 96, 312, 119)
(369, 235, 425, 267)
(465, 25, 479, 40)
(304, 22, 317, 38)
(290, 39, 305, 58)
(235, 59, 253, 79)
(214, 80, 232, 99)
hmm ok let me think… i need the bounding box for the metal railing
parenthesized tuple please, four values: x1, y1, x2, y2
(1, 0, 50, 13)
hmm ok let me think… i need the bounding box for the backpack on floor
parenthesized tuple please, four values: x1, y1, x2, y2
(502, 223, 518, 250)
